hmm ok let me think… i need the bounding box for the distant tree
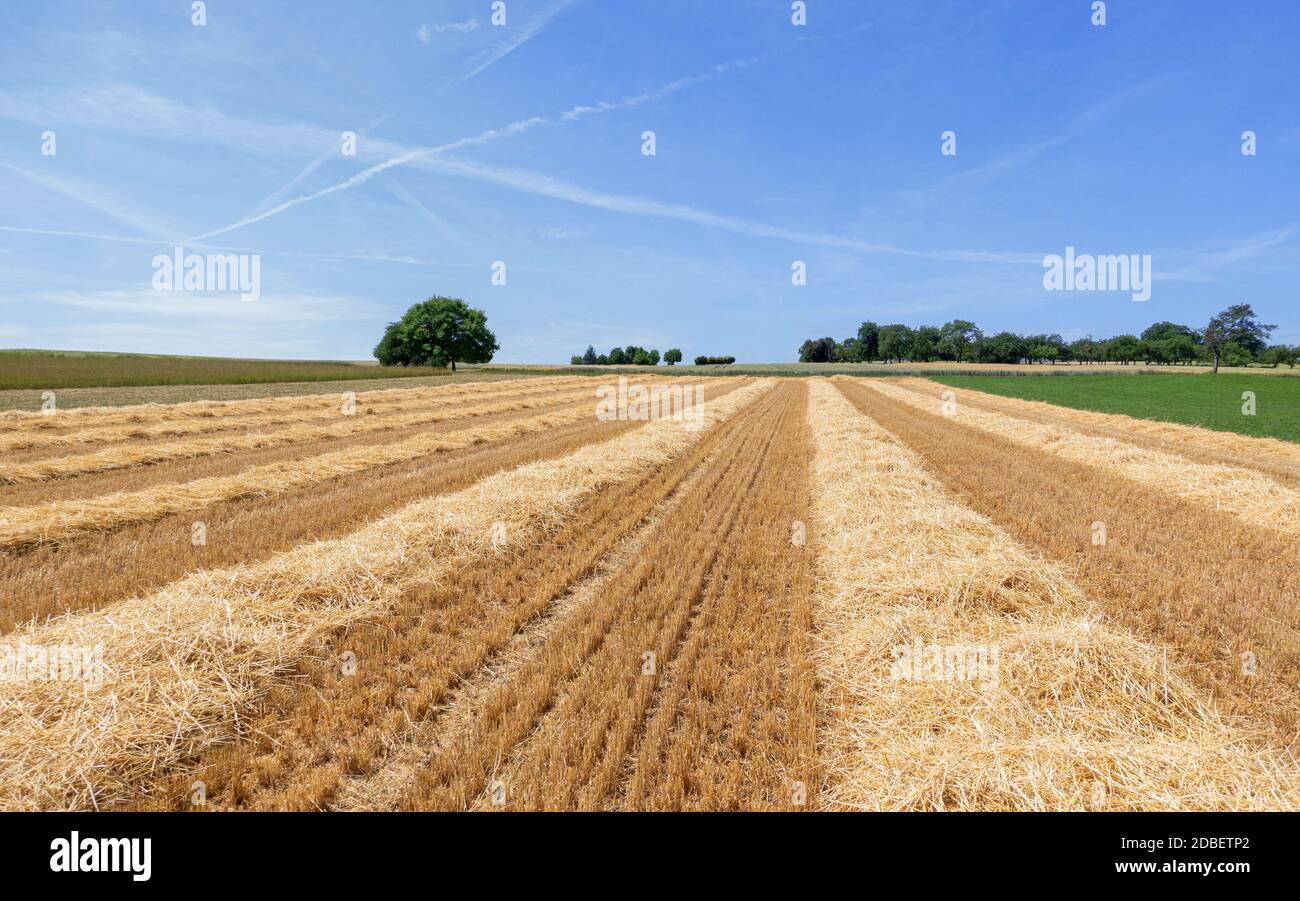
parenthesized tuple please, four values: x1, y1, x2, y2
(608, 347, 627, 365)
(1069, 336, 1103, 364)
(1024, 333, 1067, 364)
(937, 320, 981, 362)
(977, 332, 1027, 364)
(1140, 321, 1198, 344)
(373, 296, 498, 371)
(582, 344, 598, 365)
(876, 325, 914, 363)
(856, 321, 880, 362)
(664, 348, 683, 365)
(1220, 342, 1255, 368)
(373, 322, 406, 366)
(798, 337, 836, 363)
(1137, 339, 1166, 365)
(1026, 342, 1056, 364)
(910, 325, 941, 362)
(570, 355, 583, 365)
(1103, 335, 1142, 365)
(1202, 304, 1276, 373)
(833, 337, 863, 363)
(596, 353, 610, 365)
(646, 349, 661, 365)
(1260, 345, 1299, 368)
(1163, 334, 1199, 365)
(1136, 323, 1198, 366)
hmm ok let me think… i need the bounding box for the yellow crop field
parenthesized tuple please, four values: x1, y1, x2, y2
(1, 375, 1297, 813)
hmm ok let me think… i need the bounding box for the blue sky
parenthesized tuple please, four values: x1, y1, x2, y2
(1, 0, 1297, 362)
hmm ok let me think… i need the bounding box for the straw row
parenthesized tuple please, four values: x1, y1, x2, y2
(0, 374, 585, 431)
(0, 393, 612, 548)
(1, 383, 598, 484)
(903, 376, 1300, 469)
(861, 379, 1300, 536)
(0, 378, 773, 809)
(0, 376, 593, 453)
(808, 379, 1300, 810)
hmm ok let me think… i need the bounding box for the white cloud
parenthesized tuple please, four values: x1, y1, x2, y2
(538, 226, 589, 240)
(178, 56, 759, 242)
(0, 160, 181, 244)
(418, 155, 1040, 264)
(1157, 226, 1299, 282)
(16, 289, 380, 323)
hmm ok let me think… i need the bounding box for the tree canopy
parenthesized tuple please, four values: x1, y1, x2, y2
(795, 307, 1289, 371)
(1202, 304, 1276, 373)
(374, 296, 498, 371)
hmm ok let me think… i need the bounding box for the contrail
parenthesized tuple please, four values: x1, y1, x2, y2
(241, 114, 391, 221)
(415, 155, 1042, 264)
(461, 0, 575, 81)
(183, 57, 755, 243)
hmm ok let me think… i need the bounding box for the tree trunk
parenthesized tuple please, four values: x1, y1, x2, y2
(450, 359, 457, 372)
(1212, 349, 1220, 374)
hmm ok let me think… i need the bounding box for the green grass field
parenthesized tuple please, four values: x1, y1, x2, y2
(930, 372, 1300, 443)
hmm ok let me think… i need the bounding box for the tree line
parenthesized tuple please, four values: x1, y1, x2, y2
(797, 304, 1291, 373)
(570, 346, 686, 365)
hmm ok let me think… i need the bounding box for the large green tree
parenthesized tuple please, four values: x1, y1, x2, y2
(1202, 304, 1275, 373)
(937, 319, 981, 361)
(373, 296, 498, 371)
(856, 321, 880, 361)
(876, 324, 914, 363)
(798, 337, 836, 363)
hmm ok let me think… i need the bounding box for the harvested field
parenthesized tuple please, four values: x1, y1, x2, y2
(0, 381, 600, 483)
(837, 379, 1300, 752)
(811, 380, 1297, 810)
(0, 383, 706, 548)
(893, 377, 1300, 487)
(862, 379, 1300, 535)
(0, 376, 592, 454)
(1, 373, 1297, 812)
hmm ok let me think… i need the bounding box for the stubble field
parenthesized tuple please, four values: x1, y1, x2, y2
(1, 373, 1297, 811)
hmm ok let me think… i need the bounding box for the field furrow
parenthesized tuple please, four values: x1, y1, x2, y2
(0, 378, 772, 810)
(836, 378, 1300, 751)
(137, 385, 757, 811)
(438, 384, 803, 811)
(810, 379, 1299, 810)
(861, 378, 1300, 535)
(615, 383, 816, 811)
